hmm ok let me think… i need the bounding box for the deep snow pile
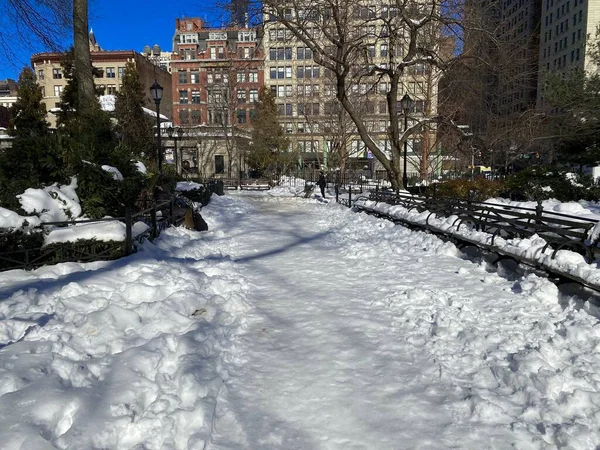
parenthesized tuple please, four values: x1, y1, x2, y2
(355, 196, 600, 287)
(1, 192, 600, 449)
(0, 196, 250, 449)
(0, 176, 149, 245)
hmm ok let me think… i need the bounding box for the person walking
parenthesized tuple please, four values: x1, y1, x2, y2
(317, 172, 327, 198)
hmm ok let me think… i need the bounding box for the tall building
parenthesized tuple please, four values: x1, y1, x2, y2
(537, 0, 600, 106)
(230, 0, 250, 27)
(262, 3, 441, 175)
(31, 31, 172, 127)
(497, 0, 542, 114)
(170, 18, 263, 128)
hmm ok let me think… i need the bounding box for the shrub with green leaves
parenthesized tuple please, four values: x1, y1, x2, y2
(502, 166, 600, 202)
(74, 159, 148, 219)
(433, 178, 505, 201)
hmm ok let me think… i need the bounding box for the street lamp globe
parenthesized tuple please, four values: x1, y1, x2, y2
(400, 93, 413, 114)
(150, 80, 163, 104)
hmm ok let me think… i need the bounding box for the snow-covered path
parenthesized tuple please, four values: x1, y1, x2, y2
(206, 194, 600, 449)
(1, 193, 600, 449)
(210, 198, 462, 449)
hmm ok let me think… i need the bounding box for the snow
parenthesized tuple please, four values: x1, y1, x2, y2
(176, 181, 203, 191)
(44, 220, 149, 246)
(0, 179, 148, 245)
(99, 95, 169, 120)
(17, 178, 82, 222)
(0, 207, 41, 230)
(135, 161, 147, 174)
(101, 165, 124, 181)
(2, 192, 600, 449)
(143, 106, 169, 121)
(354, 196, 600, 287)
(99, 94, 116, 112)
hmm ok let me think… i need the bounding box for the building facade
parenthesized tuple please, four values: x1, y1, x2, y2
(31, 32, 172, 127)
(142, 44, 173, 73)
(0, 79, 18, 110)
(170, 18, 263, 178)
(170, 18, 263, 128)
(537, 0, 600, 106)
(262, 2, 441, 177)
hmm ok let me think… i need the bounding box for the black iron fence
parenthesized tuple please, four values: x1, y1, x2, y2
(344, 187, 600, 264)
(0, 186, 215, 272)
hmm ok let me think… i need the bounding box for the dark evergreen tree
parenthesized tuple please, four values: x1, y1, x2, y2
(0, 67, 65, 210)
(248, 86, 290, 175)
(55, 48, 116, 166)
(8, 67, 49, 137)
(114, 63, 155, 160)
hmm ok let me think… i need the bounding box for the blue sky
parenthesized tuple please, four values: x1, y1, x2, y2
(0, 0, 222, 80)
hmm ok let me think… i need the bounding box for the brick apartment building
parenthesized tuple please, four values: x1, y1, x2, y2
(170, 18, 263, 128)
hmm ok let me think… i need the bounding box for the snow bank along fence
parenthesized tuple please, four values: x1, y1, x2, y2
(0, 188, 214, 272)
(189, 176, 271, 191)
(344, 188, 600, 289)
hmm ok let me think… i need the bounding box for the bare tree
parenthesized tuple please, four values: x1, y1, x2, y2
(3, 0, 71, 65)
(259, 0, 469, 189)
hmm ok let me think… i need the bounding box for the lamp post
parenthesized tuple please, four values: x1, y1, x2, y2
(458, 124, 474, 181)
(167, 126, 184, 175)
(400, 93, 413, 190)
(150, 80, 163, 176)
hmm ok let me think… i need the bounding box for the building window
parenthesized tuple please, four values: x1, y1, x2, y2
(52, 68, 62, 79)
(237, 72, 246, 83)
(215, 155, 225, 174)
(278, 103, 293, 116)
(298, 103, 320, 115)
(38, 69, 44, 80)
(191, 71, 199, 83)
(179, 109, 189, 124)
(118, 67, 125, 78)
(238, 31, 255, 41)
(53, 85, 63, 96)
(269, 47, 293, 60)
(237, 109, 247, 123)
(210, 47, 217, 59)
(179, 90, 188, 104)
(107, 84, 116, 95)
(296, 66, 320, 79)
(179, 71, 188, 84)
(249, 89, 258, 103)
(249, 71, 258, 83)
(191, 109, 200, 123)
(237, 90, 247, 104)
(270, 66, 292, 79)
(191, 90, 200, 104)
(297, 47, 312, 60)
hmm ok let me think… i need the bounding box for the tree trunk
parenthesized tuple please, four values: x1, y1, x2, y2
(73, 0, 94, 113)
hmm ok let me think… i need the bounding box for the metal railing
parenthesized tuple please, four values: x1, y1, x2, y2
(0, 186, 215, 272)
(344, 187, 600, 263)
